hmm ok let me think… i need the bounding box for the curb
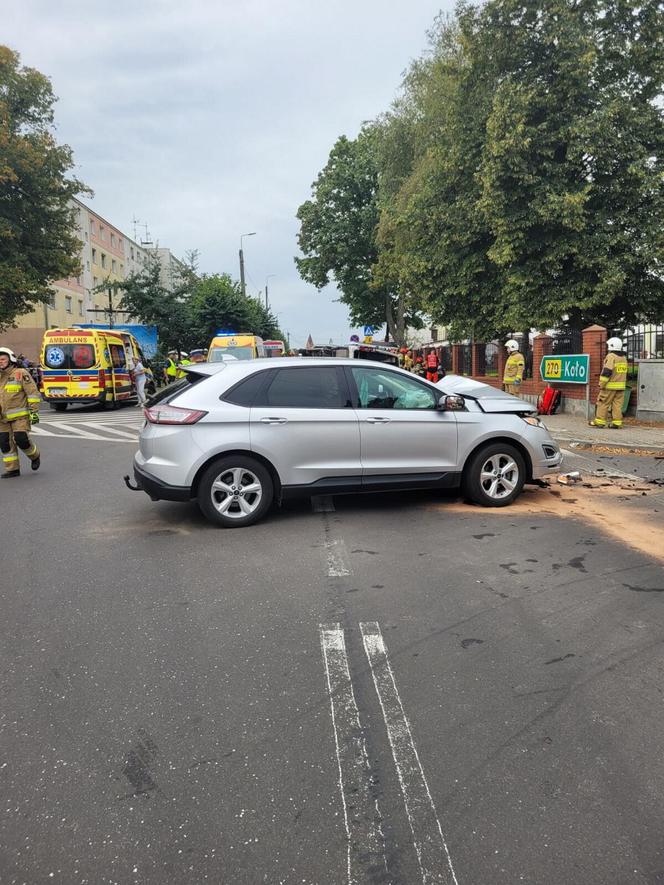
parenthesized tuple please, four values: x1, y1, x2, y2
(553, 435, 664, 455)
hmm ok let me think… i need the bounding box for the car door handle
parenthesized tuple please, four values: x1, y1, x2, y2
(260, 417, 288, 424)
(365, 417, 391, 423)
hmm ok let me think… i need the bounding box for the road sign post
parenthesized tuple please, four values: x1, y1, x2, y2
(540, 354, 592, 419)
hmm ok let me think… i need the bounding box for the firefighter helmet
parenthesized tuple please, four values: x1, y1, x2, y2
(0, 347, 17, 364)
(607, 337, 624, 352)
(505, 339, 519, 352)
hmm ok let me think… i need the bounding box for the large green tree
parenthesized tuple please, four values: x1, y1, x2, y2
(295, 130, 422, 345)
(0, 46, 90, 329)
(188, 274, 285, 345)
(476, 0, 664, 331)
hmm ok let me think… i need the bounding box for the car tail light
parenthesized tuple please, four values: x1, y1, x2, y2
(145, 405, 208, 425)
(98, 369, 106, 388)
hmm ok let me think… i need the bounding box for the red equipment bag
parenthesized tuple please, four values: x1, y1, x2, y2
(537, 386, 561, 415)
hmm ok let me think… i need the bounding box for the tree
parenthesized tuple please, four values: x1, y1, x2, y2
(188, 274, 285, 345)
(295, 130, 421, 344)
(475, 0, 664, 331)
(118, 258, 192, 352)
(0, 46, 90, 329)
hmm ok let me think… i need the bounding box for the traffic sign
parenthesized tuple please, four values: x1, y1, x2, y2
(363, 325, 376, 336)
(540, 354, 590, 384)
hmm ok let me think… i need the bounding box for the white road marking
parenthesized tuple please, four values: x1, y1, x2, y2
(319, 624, 386, 884)
(79, 422, 139, 439)
(324, 536, 352, 577)
(360, 622, 459, 885)
(35, 421, 115, 440)
(312, 495, 336, 512)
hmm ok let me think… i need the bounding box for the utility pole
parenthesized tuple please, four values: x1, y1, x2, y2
(239, 232, 256, 298)
(265, 274, 276, 311)
(87, 287, 129, 328)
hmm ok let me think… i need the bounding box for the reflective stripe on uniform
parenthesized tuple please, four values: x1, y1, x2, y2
(27, 396, 41, 404)
(5, 410, 29, 420)
(605, 382, 626, 390)
(2, 454, 19, 463)
(26, 445, 38, 457)
(4, 384, 22, 393)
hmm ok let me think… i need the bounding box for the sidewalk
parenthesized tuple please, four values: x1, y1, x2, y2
(542, 413, 664, 453)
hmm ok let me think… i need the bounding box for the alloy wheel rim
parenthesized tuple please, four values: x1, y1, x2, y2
(210, 467, 263, 518)
(479, 454, 519, 500)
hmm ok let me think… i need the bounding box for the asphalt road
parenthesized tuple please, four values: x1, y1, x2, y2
(2, 410, 664, 885)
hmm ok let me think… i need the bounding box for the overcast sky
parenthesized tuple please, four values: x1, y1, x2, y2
(5, 0, 450, 347)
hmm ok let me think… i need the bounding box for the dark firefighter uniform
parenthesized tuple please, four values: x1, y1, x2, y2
(592, 350, 628, 428)
(0, 357, 41, 477)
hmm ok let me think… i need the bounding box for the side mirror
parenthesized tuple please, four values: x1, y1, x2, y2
(438, 394, 465, 411)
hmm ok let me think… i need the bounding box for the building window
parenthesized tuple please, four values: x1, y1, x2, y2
(65, 296, 72, 313)
(130, 247, 134, 259)
(111, 233, 116, 248)
(48, 292, 56, 309)
(93, 276, 98, 287)
(92, 248, 97, 264)
(86, 261, 90, 271)
(112, 259, 117, 273)
(101, 253, 106, 269)
(99, 225, 105, 241)
(78, 299, 84, 316)
(90, 220, 96, 235)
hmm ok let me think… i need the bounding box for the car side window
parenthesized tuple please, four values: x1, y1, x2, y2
(223, 371, 271, 407)
(260, 367, 349, 409)
(350, 367, 437, 410)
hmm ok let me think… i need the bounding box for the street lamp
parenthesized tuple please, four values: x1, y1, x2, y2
(265, 274, 276, 311)
(239, 232, 256, 298)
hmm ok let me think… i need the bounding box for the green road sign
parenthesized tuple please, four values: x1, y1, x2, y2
(540, 354, 590, 384)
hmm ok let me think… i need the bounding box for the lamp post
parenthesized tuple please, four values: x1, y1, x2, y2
(265, 274, 276, 311)
(239, 232, 256, 298)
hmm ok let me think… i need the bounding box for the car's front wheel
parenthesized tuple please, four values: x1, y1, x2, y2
(463, 443, 525, 507)
(198, 456, 274, 527)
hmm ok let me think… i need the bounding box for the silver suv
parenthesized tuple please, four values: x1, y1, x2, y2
(126, 358, 562, 527)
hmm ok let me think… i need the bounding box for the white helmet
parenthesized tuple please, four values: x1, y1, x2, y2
(0, 347, 17, 363)
(607, 337, 624, 352)
(180, 351, 189, 358)
(505, 339, 519, 352)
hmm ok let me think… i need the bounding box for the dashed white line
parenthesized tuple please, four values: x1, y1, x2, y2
(324, 536, 352, 577)
(79, 422, 139, 439)
(360, 621, 458, 885)
(319, 624, 386, 884)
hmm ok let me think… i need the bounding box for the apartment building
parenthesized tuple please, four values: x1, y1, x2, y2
(4, 199, 178, 360)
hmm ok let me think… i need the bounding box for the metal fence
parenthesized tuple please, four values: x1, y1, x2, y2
(439, 345, 453, 372)
(457, 343, 472, 376)
(621, 324, 664, 361)
(551, 328, 583, 355)
(477, 342, 499, 376)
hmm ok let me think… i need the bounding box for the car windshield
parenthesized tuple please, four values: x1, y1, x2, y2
(209, 346, 254, 361)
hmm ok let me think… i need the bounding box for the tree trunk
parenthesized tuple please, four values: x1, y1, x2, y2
(385, 292, 406, 347)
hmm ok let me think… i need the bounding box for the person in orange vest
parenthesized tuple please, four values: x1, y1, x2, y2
(425, 349, 439, 383)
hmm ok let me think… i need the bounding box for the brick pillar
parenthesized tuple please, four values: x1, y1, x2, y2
(471, 343, 483, 377)
(532, 333, 553, 384)
(452, 344, 461, 375)
(583, 324, 607, 405)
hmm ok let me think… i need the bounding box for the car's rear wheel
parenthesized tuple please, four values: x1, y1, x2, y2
(463, 443, 525, 507)
(198, 456, 274, 528)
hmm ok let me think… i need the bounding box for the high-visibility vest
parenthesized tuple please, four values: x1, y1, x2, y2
(165, 358, 177, 378)
(426, 352, 438, 369)
(599, 352, 628, 390)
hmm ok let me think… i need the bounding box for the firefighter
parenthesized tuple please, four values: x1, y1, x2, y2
(0, 347, 41, 479)
(503, 339, 525, 394)
(590, 337, 628, 429)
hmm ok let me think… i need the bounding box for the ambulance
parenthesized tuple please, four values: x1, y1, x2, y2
(40, 327, 139, 411)
(208, 333, 265, 362)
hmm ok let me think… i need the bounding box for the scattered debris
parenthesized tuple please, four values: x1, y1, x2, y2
(557, 471, 581, 485)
